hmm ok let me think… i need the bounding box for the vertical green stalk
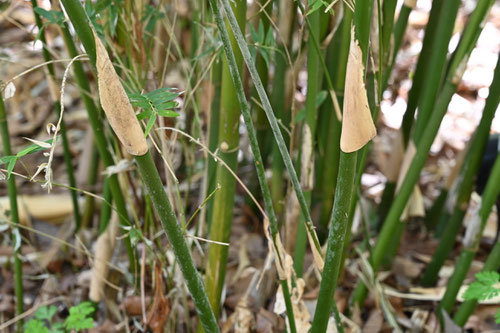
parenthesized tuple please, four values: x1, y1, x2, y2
(318, 7, 351, 232)
(311, 0, 373, 328)
(204, 57, 222, 231)
(219, 0, 322, 256)
(30, 0, 81, 230)
(204, 0, 246, 316)
(294, 7, 321, 276)
(400, 0, 444, 145)
(310, 152, 357, 333)
(206, 0, 297, 330)
(382, 2, 412, 91)
(440, 144, 500, 318)
(438, 52, 500, 311)
(454, 241, 500, 325)
(135, 153, 220, 333)
(269, 0, 295, 217)
(58, 0, 137, 281)
(0, 93, 24, 332)
(420, 0, 496, 287)
(351, 0, 486, 303)
(252, 0, 273, 161)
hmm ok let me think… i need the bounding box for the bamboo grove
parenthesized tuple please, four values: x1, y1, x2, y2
(1, 0, 500, 331)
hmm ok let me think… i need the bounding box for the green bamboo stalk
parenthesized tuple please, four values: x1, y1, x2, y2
(30, 0, 81, 230)
(294, 6, 321, 276)
(424, 189, 448, 230)
(0, 92, 24, 332)
(59, 2, 220, 327)
(420, 0, 496, 287)
(81, 145, 99, 229)
(58, 0, 137, 280)
(203, 0, 246, 316)
(382, 3, 412, 91)
(310, 0, 375, 327)
(205, 0, 297, 330)
(318, 7, 352, 233)
(310, 152, 357, 333)
(400, 0, 444, 145)
(218, 0, 322, 255)
(440, 131, 500, 315)
(135, 153, 219, 333)
(204, 57, 222, 231)
(454, 242, 500, 325)
(381, 0, 397, 66)
(252, 0, 273, 161)
(351, 0, 483, 302)
(269, 0, 295, 217)
(412, 0, 457, 146)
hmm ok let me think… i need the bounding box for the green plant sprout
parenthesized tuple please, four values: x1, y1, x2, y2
(463, 271, 500, 324)
(24, 302, 95, 333)
(0, 138, 55, 179)
(127, 88, 181, 136)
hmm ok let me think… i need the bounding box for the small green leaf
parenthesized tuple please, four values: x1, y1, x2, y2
(136, 109, 152, 121)
(316, 90, 328, 108)
(496, 308, 500, 324)
(144, 114, 157, 137)
(464, 271, 500, 301)
(17, 138, 54, 158)
(34, 305, 57, 321)
(24, 319, 50, 333)
(157, 109, 180, 117)
(307, 0, 324, 15)
(34, 8, 65, 25)
(7, 156, 16, 179)
(64, 302, 95, 331)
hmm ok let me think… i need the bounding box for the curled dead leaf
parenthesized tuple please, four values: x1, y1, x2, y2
(95, 33, 148, 156)
(340, 26, 377, 153)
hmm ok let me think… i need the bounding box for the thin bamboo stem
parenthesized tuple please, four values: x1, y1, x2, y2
(57, 2, 137, 280)
(217, 0, 322, 255)
(204, 0, 245, 316)
(30, 0, 81, 230)
(135, 153, 220, 333)
(206, 0, 297, 330)
(0, 94, 24, 332)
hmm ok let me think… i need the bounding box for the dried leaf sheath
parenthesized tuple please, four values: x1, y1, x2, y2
(340, 26, 377, 153)
(95, 33, 148, 156)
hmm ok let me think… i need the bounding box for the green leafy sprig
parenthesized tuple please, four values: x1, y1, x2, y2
(0, 138, 55, 179)
(463, 271, 500, 324)
(128, 87, 181, 137)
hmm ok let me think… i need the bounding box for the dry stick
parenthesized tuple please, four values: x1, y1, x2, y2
(204, 1, 298, 330)
(0, 92, 24, 332)
(29, 0, 81, 229)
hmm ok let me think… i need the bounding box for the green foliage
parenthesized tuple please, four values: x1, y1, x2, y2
(463, 271, 500, 323)
(464, 271, 500, 301)
(33, 8, 65, 42)
(249, 20, 276, 68)
(24, 302, 94, 333)
(128, 88, 180, 137)
(307, 0, 334, 16)
(0, 138, 54, 179)
(64, 302, 95, 331)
